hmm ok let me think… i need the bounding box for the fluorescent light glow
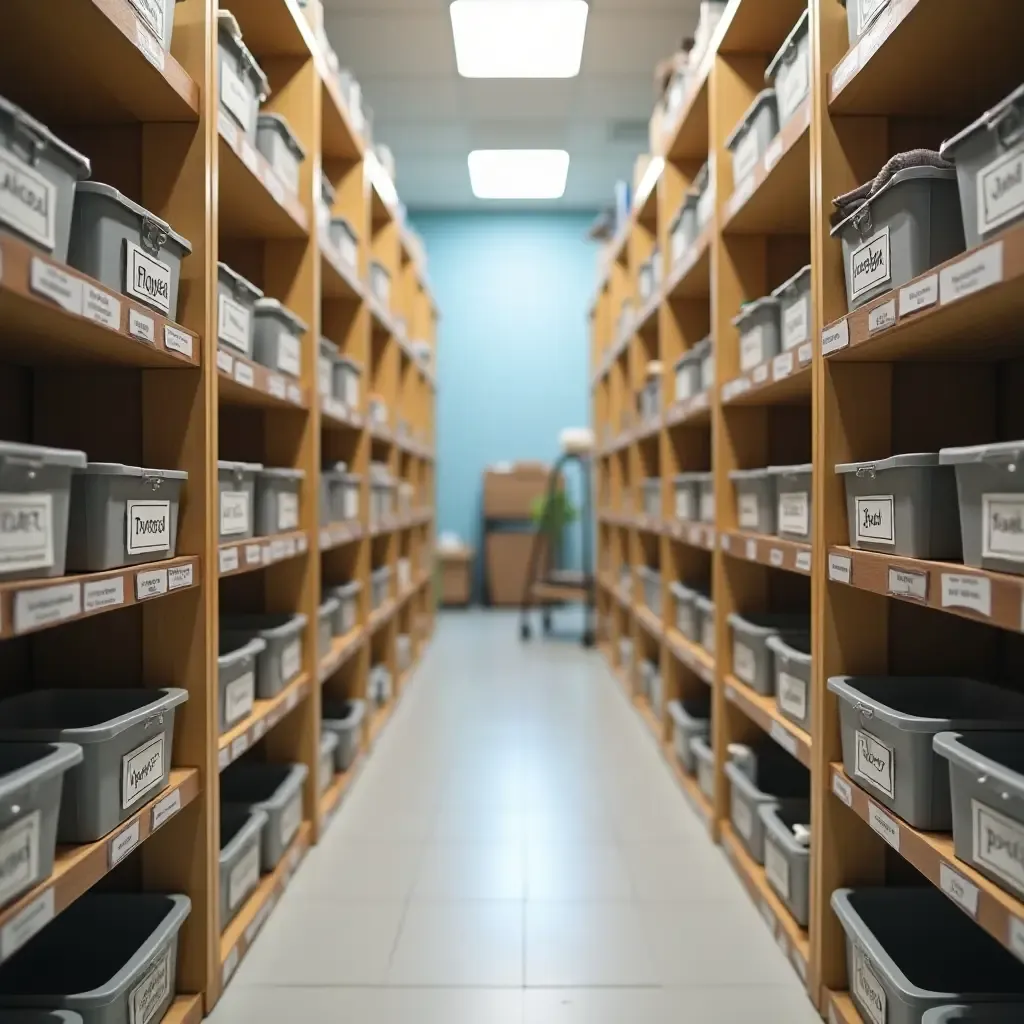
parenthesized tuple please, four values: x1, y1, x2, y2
(468, 149, 570, 200)
(450, 1, 589, 78)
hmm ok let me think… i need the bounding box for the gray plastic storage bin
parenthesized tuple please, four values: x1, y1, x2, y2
(0, 892, 191, 1024)
(328, 216, 359, 269)
(843, 0, 891, 44)
(218, 11, 269, 138)
(618, 636, 634, 671)
(934, 731, 1024, 900)
(667, 697, 712, 774)
(218, 460, 261, 542)
(322, 699, 366, 771)
(335, 356, 363, 411)
(765, 9, 810, 127)
(319, 730, 339, 794)
(941, 86, 1024, 248)
(831, 166, 965, 311)
(832, 887, 1024, 1024)
(221, 612, 307, 700)
(725, 744, 809, 863)
(730, 468, 775, 534)
(368, 664, 392, 706)
(217, 262, 263, 357)
(768, 463, 812, 541)
(760, 799, 810, 927)
(638, 565, 661, 615)
(318, 596, 339, 657)
(0, 97, 90, 261)
(924, 1007, 1024, 1024)
(341, 472, 361, 521)
(670, 580, 701, 640)
(674, 350, 700, 404)
(318, 337, 339, 398)
(255, 467, 304, 536)
(217, 636, 264, 734)
(694, 471, 715, 524)
(725, 89, 779, 189)
(0, 1013, 84, 1023)
(0, 688, 186, 843)
(252, 298, 307, 380)
(66, 463, 187, 572)
(0, 743, 82, 910)
(318, 172, 335, 232)
(766, 632, 812, 732)
(771, 265, 812, 353)
(218, 804, 266, 928)
(320, 463, 345, 525)
(828, 675, 1024, 830)
(669, 194, 698, 265)
(328, 580, 361, 634)
(131, 0, 181, 52)
(691, 734, 716, 802)
(0, 442, 87, 582)
(694, 592, 715, 654)
(255, 113, 305, 197)
(397, 633, 412, 672)
(641, 478, 661, 519)
(836, 453, 961, 558)
(371, 566, 391, 610)
(728, 612, 808, 695)
(221, 761, 308, 871)
(732, 297, 781, 373)
(693, 160, 714, 230)
(369, 261, 390, 307)
(672, 473, 701, 521)
(640, 659, 657, 704)
(697, 336, 715, 393)
(940, 441, 1024, 575)
(68, 183, 192, 321)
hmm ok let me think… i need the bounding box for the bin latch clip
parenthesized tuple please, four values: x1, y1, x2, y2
(853, 701, 874, 720)
(140, 215, 170, 255)
(142, 472, 165, 492)
(854, 465, 877, 479)
(11, 111, 46, 166)
(852, 203, 873, 239)
(992, 105, 1024, 152)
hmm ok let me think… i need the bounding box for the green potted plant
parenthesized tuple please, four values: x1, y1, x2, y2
(531, 489, 579, 568)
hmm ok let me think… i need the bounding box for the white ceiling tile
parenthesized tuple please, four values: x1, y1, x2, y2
(357, 76, 462, 119)
(459, 79, 578, 120)
(583, 13, 696, 75)
(323, 13, 456, 78)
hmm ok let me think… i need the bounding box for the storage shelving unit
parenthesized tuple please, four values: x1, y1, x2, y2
(0, 0, 436, 1016)
(591, 0, 1024, 1015)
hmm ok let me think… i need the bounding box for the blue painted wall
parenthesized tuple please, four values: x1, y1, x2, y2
(410, 212, 597, 593)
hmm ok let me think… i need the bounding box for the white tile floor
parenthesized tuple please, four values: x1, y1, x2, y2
(210, 611, 820, 1023)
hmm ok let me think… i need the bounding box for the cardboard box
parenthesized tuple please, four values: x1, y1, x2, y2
(438, 546, 473, 606)
(486, 531, 548, 606)
(483, 462, 552, 520)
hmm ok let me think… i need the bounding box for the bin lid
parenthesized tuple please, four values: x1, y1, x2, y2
(327, 580, 362, 597)
(218, 634, 267, 663)
(939, 440, 1024, 467)
(767, 462, 812, 477)
(765, 8, 810, 83)
(770, 264, 812, 301)
(731, 295, 780, 328)
(0, 441, 86, 470)
(369, 260, 391, 279)
(0, 97, 91, 179)
(728, 466, 772, 481)
(691, 335, 713, 358)
(829, 165, 958, 238)
(940, 84, 1024, 159)
(222, 611, 308, 638)
(319, 595, 341, 615)
(330, 214, 359, 240)
(218, 459, 263, 474)
(258, 466, 305, 480)
(256, 112, 307, 161)
(319, 336, 339, 357)
(320, 171, 336, 204)
(218, 261, 263, 301)
(78, 462, 188, 480)
(835, 452, 939, 475)
(692, 592, 714, 612)
(728, 611, 809, 636)
(676, 470, 713, 483)
(74, 182, 193, 256)
(218, 11, 270, 99)
(765, 631, 812, 662)
(692, 160, 710, 192)
(336, 354, 363, 371)
(253, 297, 308, 334)
(0, 742, 83, 804)
(724, 89, 777, 151)
(933, 731, 1024, 803)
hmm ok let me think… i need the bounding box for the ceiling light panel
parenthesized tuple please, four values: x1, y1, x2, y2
(468, 149, 570, 199)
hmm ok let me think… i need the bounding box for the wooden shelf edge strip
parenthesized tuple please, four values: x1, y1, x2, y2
(218, 674, 311, 771)
(724, 675, 812, 767)
(721, 530, 813, 576)
(218, 531, 309, 577)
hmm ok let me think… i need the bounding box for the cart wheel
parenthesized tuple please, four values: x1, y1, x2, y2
(581, 630, 595, 649)
(543, 611, 552, 634)
(520, 621, 531, 641)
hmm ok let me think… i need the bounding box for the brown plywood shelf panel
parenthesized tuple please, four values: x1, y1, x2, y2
(666, 71, 710, 162)
(826, 991, 861, 1024)
(724, 675, 812, 768)
(667, 629, 715, 686)
(320, 521, 365, 551)
(318, 628, 365, 682)
(720, 530, 812, 577)
(217, 673, 312, 772)
(321, 244, 365, 301)
(637, 604, 664, 639)
(721, 353, 812, 407)
(229, 0, 315, 58)
(217, 348, 309, 409)
(161, 995, 204, 1024)
(664, 225, 713, 300)
(218, 530, 309, 578)
(664, 518, 717, 552)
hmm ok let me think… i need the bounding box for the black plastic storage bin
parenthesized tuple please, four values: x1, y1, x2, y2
(220, 761, 307, 872)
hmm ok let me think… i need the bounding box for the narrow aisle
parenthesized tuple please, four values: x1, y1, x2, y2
(211, 613, 817, 1022)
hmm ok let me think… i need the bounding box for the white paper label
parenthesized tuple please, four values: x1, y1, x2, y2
(126, 499, 171, 555)
(110, 819, 141, 866)
(129, 308, 155, 344)
(745, 538, 758, 560)
(217, 348, 233, 374)
(126, 241, 171, 315)
(267, 373, 286, 399)
(14, 582, 81, 633)
(853, 945, 887, 1024)
(122, 733, 165, 808)
(778, 672, 807, 721)
(0, 150, 57, 250)
(234, 360, 254, 387)
(752, 363, 769, 384)
(782, 296, 808, 350)
(855, 495, 894, 545)
(151, 788, 182, 830)
(855, 729, 895, 797)
(732, 796, 753, 841)
(821, 318, 850, 356)
(136, 569, 167, 599)
(675, 488, 694, 521)
(977, 144, 1024, 236)
(219, 546, 239, 573)
(220, 59, 252, 131)
(231, 734, 248, 760)
(868, 802, 900, 850)
(868, 298, 896, 333)
(0, 811, 40, 907)
(779, 492, 809, 537)
(84, 285, 122, 329)
(30, 258, 82, 313)
(850, 227, 891, 299)
(941, 573, 991, 617)
(771, 720, 798, 756)
(699, 489, 715, 523)
(770, 548, 784, 566)
(245, 544, 262, 565)
(0, 493, 54, 574)
(972, 798, 1024, 895)
(1, 889, 53, 960)
(887, 567, 927, 601)
(84, 576, 125, 612)
(281, 638, 301, 681)
(128, 946, 171, 1024)
(128, 0, 164, 40)
(738, 491, 760, 529)
(739, 325, 764, 372)
(277, 492, 300, 531)
(772, 351, 794, 380)
(134, 17, 165, 68)
(832, 45, 860, 94)
(167, 563, 193, 590)
(763, 135, 784, 174)
(797, 341, 813, 365)
(940, 861, 979, 916)
(229, 842, 260, 911)
(221, 491, 250, 537)
(897, 274, 938, 316)
(764, 839, 790, 899)
(982, 493, 1024, 562)
(833, 771, 853, 806)
(241, 141, 260, 176)
(795, 550, 812, 572)
(277, 332, 302, 377)
(734, 641, 756, 684)
(280, 794, 302, 848)
(218, 293, 250, 352)
(164, 325, 192, 359)
(940, 242, 1003, 304)
(732, 129, 761, 189)
(225, 671, 255, 725)
(1010, 917, 1024, 962)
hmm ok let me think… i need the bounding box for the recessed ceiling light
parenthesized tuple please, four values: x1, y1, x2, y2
(450, 1, 589, 78)
(468, 149, 570, 200)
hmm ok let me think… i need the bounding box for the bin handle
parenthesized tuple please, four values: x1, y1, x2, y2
(852, 203, 873, 239)
(0, 453, 45, 476)
(142, 472, 166, 491)
(853, 701, 874, 719)
(140, 214, 171, 256)
(990, 104, 1024, 152)
(979, 448, 1024, 470)
(854, 465, 877, 479)
(11, 111, 47, 166)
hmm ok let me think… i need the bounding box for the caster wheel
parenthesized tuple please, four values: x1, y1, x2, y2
(520, 622, 531, 641)
(581, 630, 595, 648)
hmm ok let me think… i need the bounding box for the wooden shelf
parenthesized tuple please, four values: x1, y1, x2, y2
(664, 225, 713, 301)
(321, 242, 365, 302)
(0, 233, 199, 368)
(0, 556, 199, 639)
(635, 695, 663, 741)
(831, 764, 1024, 963)
(320, 754, 364, 827)
(230, 0, 314, 59)
(0, 769, 199, 964)
(721, 352, 812, 407)
(664, 518, 716, 552)
(369, 600, 397, 633)
(219, 531, 309, 578)
(719, 0, 810, 54)
(666, 629, 715, 686)
(218, 117, 310, 240)
(637, 605, 664, 639)
(161, 994, 204, 1024)
(720, 530, 812, 576)
(664, 391, 712, 428)
(319, 521, 364, 551)
(217, 348, 308, 409)
(663, 743, 714, 828)
(217, 673, 311, 772)
(368, 701, 394, 745)
(321, 73, 365, 161)
(721, 822, 811, 992)
(666, 66, 709, 162)
(724, 675, 812, 768)
(825, 991, 860, 1024)
(723, 102, 811, 235)
(827, 545, 1024, 634)
(318, 627, 364, 682)
(821, 226, 1024, 363)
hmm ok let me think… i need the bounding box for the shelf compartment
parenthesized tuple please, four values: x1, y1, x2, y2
(826, 991, 859, 1024)
(321, 243, 364, 302)
(637, 605, 663, 639)
(321, 74, 364, 161)
(319, 522, 364, 551)
(830, 764, 1024, 963)
(0, 769, 199, 965)
(218, 531, 309, 578)
(721, 821, 811, 992)
(367, 701, 394, 745)
(667, 628, 715, 686)
(721, 531, 812, 576)
(721, 352, 812, 407)
(724, 674, 812, 768)
(369, 599, 397, 633)
(319, 751, 364, 827)
(318, 627, 364, 682)
(229, 0, 314, 58)
(217, 348, 308, 409)
(636, 695, 662, 741)
(665, 225, 713, 300)
(665, 518, 716, 551)
(161, 995, 203, 1024)
(217, 672, 311, 772)
(826, 544, 1024, 634)
(666, 66, 710, 162)
(821, 226, 1024, 363)
(663, 740, 714, 828)
(0, 556, 199, 639)
(0, 233, 199, 368)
